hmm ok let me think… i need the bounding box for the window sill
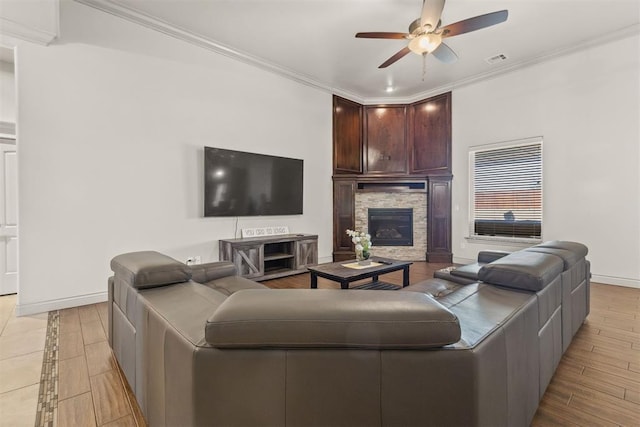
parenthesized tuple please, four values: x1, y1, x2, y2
(465, 235, 542, 247)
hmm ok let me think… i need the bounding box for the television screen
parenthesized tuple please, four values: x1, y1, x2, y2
(204, 147, 303, 217)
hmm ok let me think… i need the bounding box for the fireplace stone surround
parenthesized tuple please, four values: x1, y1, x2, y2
(355, 189, 427, 261)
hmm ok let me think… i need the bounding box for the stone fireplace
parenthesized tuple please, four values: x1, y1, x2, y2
(354, 190, 427, 261)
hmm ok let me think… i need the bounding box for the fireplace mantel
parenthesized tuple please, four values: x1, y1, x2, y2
(355, 180, 427, 193)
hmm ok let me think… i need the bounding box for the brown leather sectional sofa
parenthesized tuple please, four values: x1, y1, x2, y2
(108, 241, 589, 426)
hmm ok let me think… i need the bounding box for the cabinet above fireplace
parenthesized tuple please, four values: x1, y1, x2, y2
(333, 92, 451, 177)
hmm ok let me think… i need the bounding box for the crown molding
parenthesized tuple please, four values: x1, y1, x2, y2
(366, 23, 640, 105)
(74, 1, 639, 105)
(74, 0, 343, 97)
(0, 17, 57, 46)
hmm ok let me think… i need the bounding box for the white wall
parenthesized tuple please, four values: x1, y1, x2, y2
(451, 33, 640, 287)
(13, 1, 333, 314)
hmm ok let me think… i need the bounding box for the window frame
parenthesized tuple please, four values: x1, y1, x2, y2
(467, 137, 543, 244)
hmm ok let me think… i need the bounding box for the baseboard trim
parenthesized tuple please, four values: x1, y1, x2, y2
(15, 291, 108, 316)
(591, 275, 639, 289)
(426, 252, 453, 263)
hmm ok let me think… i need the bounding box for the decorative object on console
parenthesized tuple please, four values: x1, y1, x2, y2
(346, 229, 372, 265)
(241, 226, 289, 238)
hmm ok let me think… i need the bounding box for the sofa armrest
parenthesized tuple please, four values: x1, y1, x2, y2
(191, 261, 237, 283)
(205, 289, 460, 349)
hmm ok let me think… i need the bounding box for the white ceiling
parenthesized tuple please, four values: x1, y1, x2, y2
(83, 0, 639, 103)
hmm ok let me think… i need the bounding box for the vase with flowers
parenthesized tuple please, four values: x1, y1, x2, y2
(346, 229, 372, 265)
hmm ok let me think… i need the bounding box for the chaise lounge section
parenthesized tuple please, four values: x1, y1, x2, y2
(108, 241, 589, 426)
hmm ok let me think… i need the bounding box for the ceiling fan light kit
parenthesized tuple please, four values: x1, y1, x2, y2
(408, 32, 443, 55)
(356, 0, 508, 70)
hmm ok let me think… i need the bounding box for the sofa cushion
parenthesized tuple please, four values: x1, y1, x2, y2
(206, 289, 461, 349)
(405, 278, 463, 299)
(535, 241, 588, 258)
(450, 263, 483, 280)
(111, 251, 191, 289)
(477, 250, 511, 264)
(191, 261, 237, 283)
(204, 275, 268, 296)
(524, 247, 581, 270)
(433, 267, 477, 285)
(479, 251, 563, 292)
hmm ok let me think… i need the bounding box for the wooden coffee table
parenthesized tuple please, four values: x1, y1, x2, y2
(307, 257, 412, 290)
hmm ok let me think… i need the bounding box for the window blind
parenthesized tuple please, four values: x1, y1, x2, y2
(471, 141, 542, 239)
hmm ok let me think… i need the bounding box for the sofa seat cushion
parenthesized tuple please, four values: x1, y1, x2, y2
(111, 251, 191, 289)
(431, 283, 536, 349)
(204, 275, 268, 296)
(140, 281, 228, 346)
(479, 251, 563, 292)
(206, 289, 461, 349)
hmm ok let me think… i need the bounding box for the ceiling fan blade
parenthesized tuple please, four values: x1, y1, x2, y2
(432, 42, 458, 64)
(420, 0, 446, 30)
(379, 46, 411, 68)
(356, 32, 409, 39)
(441, 10, 508, 38)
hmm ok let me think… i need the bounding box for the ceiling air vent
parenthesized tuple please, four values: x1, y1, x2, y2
(485, 53, 508, 65)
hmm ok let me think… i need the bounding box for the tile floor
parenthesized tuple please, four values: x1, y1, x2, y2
(0, 294, 48, 426)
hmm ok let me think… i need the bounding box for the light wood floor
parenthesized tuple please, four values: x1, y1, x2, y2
(55, 262, 639, 426)
(57, 302, 146, 426)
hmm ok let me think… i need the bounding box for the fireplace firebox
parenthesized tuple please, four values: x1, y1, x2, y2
(368, 208, 413, 246)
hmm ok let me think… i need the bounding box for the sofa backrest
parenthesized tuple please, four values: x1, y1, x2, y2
(478, 250, 564, 292)
(205, 289, 461, 349)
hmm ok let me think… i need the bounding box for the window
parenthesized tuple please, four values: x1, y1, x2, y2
(470, 138, 542, 241)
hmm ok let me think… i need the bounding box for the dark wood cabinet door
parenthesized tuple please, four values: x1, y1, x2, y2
(427, 176, 452, 262)
(333, 179, 356, 257)
(333, 96, 363, 174)
(410, 92, 451, 175)
(365, 106, 407, 174)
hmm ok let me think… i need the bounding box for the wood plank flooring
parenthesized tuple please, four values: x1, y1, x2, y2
(57, 303, 146, 426)
(54, 261, 639, 426)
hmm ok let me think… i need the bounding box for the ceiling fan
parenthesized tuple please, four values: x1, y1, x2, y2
(356, 0, 508, 68)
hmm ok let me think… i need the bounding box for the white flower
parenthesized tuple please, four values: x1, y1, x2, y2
(346, 228, 372, 252)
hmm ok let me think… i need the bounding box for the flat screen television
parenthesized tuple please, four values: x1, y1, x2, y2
(204, 147, 303, 217)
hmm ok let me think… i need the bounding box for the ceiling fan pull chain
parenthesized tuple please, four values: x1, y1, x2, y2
(422, 52, 427, 81)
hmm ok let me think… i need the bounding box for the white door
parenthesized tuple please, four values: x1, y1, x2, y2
(0, 142, 18, 295)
